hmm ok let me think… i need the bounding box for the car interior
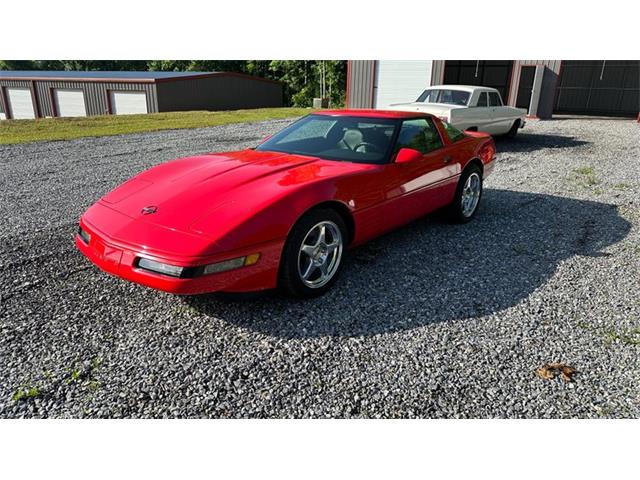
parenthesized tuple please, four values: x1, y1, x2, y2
(258, 115, 447, 164)
(259, 117, 398, 164)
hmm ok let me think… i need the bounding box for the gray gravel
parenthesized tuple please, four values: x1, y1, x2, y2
(1, 117, 639, 418)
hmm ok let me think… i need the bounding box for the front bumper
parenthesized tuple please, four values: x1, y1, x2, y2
(76, 218, 283, 295)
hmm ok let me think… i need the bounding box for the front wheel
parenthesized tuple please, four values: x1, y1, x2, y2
(278, 209, 347, 297)
(446, 165, 483, 223)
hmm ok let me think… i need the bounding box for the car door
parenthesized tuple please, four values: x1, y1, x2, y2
(465, 91, 495, 133)
(488, 91, 511, 134)
(379, 117, 455, 229)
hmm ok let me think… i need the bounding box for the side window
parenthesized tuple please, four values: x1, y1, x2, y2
(442, 121, 465, 143)
(488, 92, 502, 106)
(395, 118, 443, 155)
(416, 89, 436, 102)
(476, 92, 488, 107)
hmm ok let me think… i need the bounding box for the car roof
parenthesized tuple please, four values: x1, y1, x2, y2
(313, 109, 433, 119)
(427, 84, 499, 93)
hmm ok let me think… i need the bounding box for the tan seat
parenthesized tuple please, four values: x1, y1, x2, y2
(338, 129, 364, 150)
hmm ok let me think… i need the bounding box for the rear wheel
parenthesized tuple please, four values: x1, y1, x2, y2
(446, 165, 483, 223)
(506, 120, 520, 137)
(278, 209, 347, 297)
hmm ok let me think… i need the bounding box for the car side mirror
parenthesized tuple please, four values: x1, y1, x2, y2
(395, 148, 423, 164)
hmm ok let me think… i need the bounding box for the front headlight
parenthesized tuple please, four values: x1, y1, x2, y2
(137, 258, 184, 277)
(78, 226, 91, 244)
(202, 253, 260, 276)
(136, 253, 260, 278)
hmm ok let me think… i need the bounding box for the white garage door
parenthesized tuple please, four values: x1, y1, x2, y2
(110, 91, 148, 115)
(374, 61, 434, 109)
(54, 89, 87, 117)
(7, 87, 36, 119)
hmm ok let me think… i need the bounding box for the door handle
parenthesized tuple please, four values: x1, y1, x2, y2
(443, 155, 453, 163)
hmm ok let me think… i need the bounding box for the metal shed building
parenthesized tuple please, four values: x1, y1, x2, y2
(0, 70, 283, 120)
(347, 60, 639, 118)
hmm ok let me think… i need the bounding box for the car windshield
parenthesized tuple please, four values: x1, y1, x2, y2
(416, 89, 470, 106)
(256, 114, 399, 164)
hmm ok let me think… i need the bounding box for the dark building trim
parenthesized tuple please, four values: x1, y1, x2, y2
(0, 86, 10, 119)
(30, 81, 41, 118)
(154, 72, 282, 86)
(0, 71, 283, 86)
(369, 61, 377, 108)
(0, 76, 156, 84)
(48, 87, 57, 117)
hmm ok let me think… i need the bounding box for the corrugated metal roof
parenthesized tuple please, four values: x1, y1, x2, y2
(0, 70, 216, 80)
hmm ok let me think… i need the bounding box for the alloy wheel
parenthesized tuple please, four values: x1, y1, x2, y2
(461, 172, 481, 217)
(297, 221, 343, 288)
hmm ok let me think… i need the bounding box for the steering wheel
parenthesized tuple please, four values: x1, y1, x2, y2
(353, 142, 381, 153)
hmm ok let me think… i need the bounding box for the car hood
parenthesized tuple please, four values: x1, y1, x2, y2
(99, 149, 356, 238)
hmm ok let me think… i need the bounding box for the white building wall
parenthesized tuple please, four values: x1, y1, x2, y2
(373, 61, 433, 109)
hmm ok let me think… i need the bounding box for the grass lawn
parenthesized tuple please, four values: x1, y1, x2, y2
(0, 108, 314, 145)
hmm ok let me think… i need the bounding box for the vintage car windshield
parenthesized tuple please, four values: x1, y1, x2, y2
(416, 89, 470, 106)
(256, 114, 400, 164)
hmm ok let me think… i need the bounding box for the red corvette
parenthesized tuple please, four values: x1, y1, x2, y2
(76, 110, 495, 297)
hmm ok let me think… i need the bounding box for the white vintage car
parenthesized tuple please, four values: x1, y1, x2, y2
(389, 85, 527, 136)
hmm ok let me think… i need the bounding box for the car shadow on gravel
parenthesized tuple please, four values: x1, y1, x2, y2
(184, 189, 630, 338)
(495, 133, 589, 153)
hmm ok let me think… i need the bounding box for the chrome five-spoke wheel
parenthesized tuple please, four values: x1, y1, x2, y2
(461, 172, 481, 218)
(297, 221, 343, 288)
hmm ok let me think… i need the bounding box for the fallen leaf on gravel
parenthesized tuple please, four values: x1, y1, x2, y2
(536, 363, 577, 382)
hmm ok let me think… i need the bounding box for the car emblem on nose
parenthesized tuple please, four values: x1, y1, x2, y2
(141, 205, 158, 215)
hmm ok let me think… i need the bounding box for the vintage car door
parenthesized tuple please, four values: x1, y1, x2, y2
(488, 91, 512, 134)
(465, 91, 498, 134)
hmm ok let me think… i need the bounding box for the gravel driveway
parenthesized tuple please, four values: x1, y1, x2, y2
(1, 117, 639, 418)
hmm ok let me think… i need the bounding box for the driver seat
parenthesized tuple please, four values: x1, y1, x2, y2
(338, 128, 364, 151)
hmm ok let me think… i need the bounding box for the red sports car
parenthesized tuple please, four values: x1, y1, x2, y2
(76, 110, 495, 297)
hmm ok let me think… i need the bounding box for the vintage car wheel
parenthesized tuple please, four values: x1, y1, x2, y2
(279, 208, 347, 297)
(506, 120, 520, 138)
(447, 165, 483, 223)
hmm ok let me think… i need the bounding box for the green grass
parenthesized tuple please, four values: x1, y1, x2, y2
(572, 166, 600, 187)
(574, 166, 595, 176)
(12, 386, 41, 402)
(0, 108, 314, 145)
(604, 328, 640, 346)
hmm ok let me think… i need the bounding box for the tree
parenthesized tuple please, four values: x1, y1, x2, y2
(267, 60, 346, 107)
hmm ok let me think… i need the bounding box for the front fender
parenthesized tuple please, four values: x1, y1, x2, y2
(191, 179, 350, 253)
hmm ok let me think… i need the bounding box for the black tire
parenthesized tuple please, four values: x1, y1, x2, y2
(278, 208, 348, 298)
(506, 120, 520, 138)
(446, 164, 483, 223)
